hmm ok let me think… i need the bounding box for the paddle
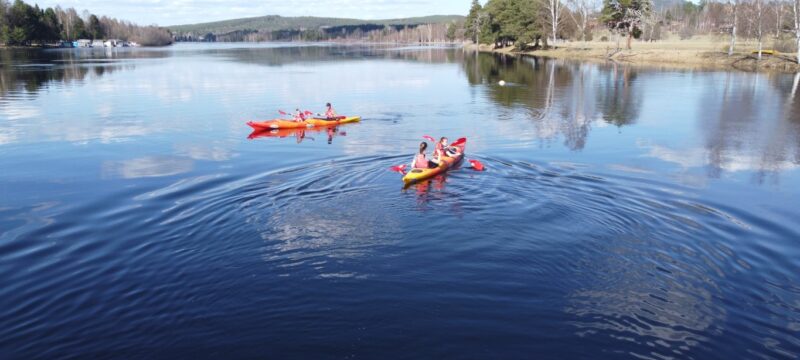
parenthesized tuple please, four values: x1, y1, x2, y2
(447, 138, 483, 171)
(389, 164, 407, 173)
(390, 142, 483, 174)
(468, 159, 485, 171)
(315, 113, 345, 120)
(278, 110, 288, 116)
(393, 137, 463, 170)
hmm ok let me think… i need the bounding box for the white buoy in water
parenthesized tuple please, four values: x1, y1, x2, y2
(498, 80, 506, 86)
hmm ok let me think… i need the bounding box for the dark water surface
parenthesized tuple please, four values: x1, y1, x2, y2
(1, 43, 799, 359)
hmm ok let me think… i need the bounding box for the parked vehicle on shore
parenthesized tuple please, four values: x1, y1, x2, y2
(73, 39, 92, 48)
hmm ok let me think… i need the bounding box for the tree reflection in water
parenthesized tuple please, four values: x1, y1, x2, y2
(461, 52, 642, 151)
(460, 50, 799, 182)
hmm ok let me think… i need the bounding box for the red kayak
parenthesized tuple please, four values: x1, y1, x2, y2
(247, 116, 361, 131)
(247, 119, 312, 130)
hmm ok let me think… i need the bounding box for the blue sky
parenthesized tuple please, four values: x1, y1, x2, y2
(32, 0, 472, 26)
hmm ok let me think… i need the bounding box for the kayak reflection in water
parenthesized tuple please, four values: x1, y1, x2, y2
(248, 127, 348, 145)
(327, 126, 337, 144)
(411, 142, 437, 169)
(295, 129, 306, 143)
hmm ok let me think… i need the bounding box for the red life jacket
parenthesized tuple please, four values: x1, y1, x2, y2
(413, 154, 428, 169)
(434, 142, 445, 159)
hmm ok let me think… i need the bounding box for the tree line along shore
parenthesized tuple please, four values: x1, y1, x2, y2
(0, 0, 172, 47)
(456, 0, 800, 72)
(3, 0, 799, 72)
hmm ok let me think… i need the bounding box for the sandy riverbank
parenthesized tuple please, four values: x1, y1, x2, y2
(466, 36, 800, 73)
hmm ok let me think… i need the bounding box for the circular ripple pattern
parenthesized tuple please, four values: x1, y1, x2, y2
(1, 155, 798, 359)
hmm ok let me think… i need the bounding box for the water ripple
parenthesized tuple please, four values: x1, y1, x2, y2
(1, 149, 798, 359)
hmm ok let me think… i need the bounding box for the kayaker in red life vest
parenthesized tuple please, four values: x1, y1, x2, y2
(293, 108, 306, 122)
(325, 103, 337, 119)
(411, 142, 436, 169)
(433, 137, 448, 163)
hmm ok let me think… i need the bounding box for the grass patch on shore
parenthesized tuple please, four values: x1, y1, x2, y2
(472, 35, 800, 73)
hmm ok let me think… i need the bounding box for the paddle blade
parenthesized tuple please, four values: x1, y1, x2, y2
(468, 159, 484, 171)
(423, 135, 436, 142)
(278, 110, 288, 115)
(452, 137, 467, 146)
(389, 164, 407, 173)
(304, 110, 313, 115)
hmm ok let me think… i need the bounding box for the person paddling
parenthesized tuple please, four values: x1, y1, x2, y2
(433, 137, 448, 163)
(411, 142, 436, 169)
(324, 103, 338, 119)
(293, 108, 306, 122)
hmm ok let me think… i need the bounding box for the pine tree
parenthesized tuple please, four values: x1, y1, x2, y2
(601, 0, 652, 49)
(464, 0, 483, 43)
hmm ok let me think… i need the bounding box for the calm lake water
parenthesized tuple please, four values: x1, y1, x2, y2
(1, 43, 799, 359)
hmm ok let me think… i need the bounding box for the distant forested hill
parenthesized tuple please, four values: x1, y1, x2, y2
(169, 15, 464, 34)
(169, 15, 465, 42)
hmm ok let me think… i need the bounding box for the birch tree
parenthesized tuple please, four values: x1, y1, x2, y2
(775, 0, 784, 38)
(754, 0, 765, 59)
(567, 0, 598, 45)
(544, 0, 565, 45)
(729, 0, 738, 55)
(793, 0, 800, 63)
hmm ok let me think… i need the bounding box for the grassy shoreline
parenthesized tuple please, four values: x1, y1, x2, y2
(466, 37, 800, 73)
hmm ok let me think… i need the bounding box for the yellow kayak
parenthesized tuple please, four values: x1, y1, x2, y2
(402, 137, 466, 185)
(305, 116, 361, 126)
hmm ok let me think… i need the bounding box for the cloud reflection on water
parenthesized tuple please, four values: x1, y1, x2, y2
(102, 156, 194, 179)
